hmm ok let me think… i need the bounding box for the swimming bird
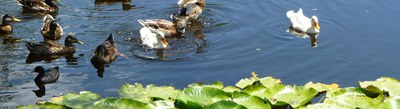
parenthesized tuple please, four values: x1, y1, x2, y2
(16, 0, 59, 13)
(1, 14, 21, 34)
(138, 15, 187, 49)
(177, 0, 205, 22)
(25, 35, 84, 55)
(32, 66, 59, 97)
(286, 8, 320, 34)
(41, 14, 63, 41)
(91, 34, 119, 77)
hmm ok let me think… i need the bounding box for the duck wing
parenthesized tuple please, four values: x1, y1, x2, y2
(137, 19, 176, 37)
(41, 67, 59, 83)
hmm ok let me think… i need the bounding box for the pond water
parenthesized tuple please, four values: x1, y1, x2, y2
(1, 0, 400, 107)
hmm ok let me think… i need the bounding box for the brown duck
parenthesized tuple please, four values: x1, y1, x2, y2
(17, 0, 59, 13)
(1, 14, 21, 34)
(25, 35, 83, 55)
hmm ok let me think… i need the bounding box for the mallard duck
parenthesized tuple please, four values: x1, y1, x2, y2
(91, 34, 118, 68)
(138, 15, 187, 49)
(1, 14, 21, 34)
(25, 35, 84, 55)
(41, 14, 63, 41)
(17, 0, 59, 13)
(32, 66, 59, 84)
(177, 0, 205, 21)
(286, 8, 320, 34)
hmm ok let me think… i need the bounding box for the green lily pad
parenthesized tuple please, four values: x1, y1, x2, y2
(174, 99, 203, 109)
(300, 103, 350, 109)
(236, 72, 260, 89)
(205, 100, 247, 109)
(223, 86, 241, 93)
(118, 83, 179, 103)
(93, 98, 151, 109)
(232, 91, 271, 109)
(324, 88, 385, 108)
(188, 81, 224, 89)
(304, 82, 340, 92)
(17, 102, 65, 109)
(49, 91, 100, 109)
(149, 100, 176, 109)
(259, 76, 281, 88)
(243, 84, 267, 98)
(359, 77, 400, 96)
(176, 86, 230, 106)
(264, 84, 318, 108)
(375, 96, 400, 108)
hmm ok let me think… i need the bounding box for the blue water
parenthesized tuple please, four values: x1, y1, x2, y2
(1, 0, 400, 107)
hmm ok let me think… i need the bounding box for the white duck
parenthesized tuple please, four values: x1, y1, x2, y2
(286, 8, 320, 34)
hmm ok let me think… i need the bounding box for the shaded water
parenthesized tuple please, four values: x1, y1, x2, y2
(1, 0, 400, 107)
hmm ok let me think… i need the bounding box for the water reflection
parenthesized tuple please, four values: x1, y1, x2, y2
(287, 27, 319, 48)
(25, 53, 78, 64)
(0, 34, 21, 44)
(95, 0, 134, 10)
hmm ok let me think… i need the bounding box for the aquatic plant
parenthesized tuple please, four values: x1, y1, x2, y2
(18, 72, 400, 109)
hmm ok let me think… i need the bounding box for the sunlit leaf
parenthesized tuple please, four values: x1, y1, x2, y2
(232, 91, 271, 109)
(205, 100, 247, 109)
(374, 96, 400, 108)
(359, 77, 400, 96)
(305, 82, 340, 92)
(176, 86, 230, 106)
(59, 91, 100, 108)
(259, 76, 281, 88)
(17, 102, 65, 109)
(118, 83, 179, 103)
(300, 103, 349, 109)
(263, 84, 318, 108)
(149, 100, 176, 109)
(174, 99, 203, 109)
(93, 98, 151, 109)
(188, 81, 224, 89)
(235, 72, 260, 89)
(223, 86, 241, 93)
(324, 88, 385, 108)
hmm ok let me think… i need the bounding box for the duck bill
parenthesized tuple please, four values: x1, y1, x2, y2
(12, 17, 22, 22)
(314, 22, 320, 30)
(76, 41, 84, 45)
(161, 38, 169, 46)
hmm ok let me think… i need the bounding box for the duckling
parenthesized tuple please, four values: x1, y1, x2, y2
(138, 14, 187, 49)
(1, 14, 21, 34)
(17, 0, 59, 13)
(286, 8, 320, 34)
(177, 0, 205, 21)
(25, 35, 84, 55)
(41, 14, 63, 41)
(91, 34, 118, 70)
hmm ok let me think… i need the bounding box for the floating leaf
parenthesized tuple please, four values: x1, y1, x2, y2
(324, 88, 385, 108)
(304, 82, 340, 92)
(17, 102, 65, 109)
(263, 84, 318, 108)
(174, 99, 202, 109)
(300, 103, 348, 109)
(58, 91, 100, 108)
(118, 83, 179, 103)
(243, 84, 267, 98)
(93, 98, 151, 109)
(223, 86, 241, 93)
(205, 100, 247, 109)
(149, 100, 176, 109)
(232, 91, 271, 109)
(188, 81, 224, 89)
(235, 72, 260, 89)
(374, 96, 400, 108)
(259, 76, 281, 88)
(176, 86, 230, 106)
(359, 77, 400, 96)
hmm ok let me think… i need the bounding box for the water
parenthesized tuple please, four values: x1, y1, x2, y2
(1, 0, 400, 107)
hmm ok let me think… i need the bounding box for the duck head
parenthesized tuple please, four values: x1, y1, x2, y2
(2, 14, 21, 24)
(311, 16, 320, 31)
(65, 35, 84, 46)
(32, 66, 45, 74)
(171, 13, 187, 33)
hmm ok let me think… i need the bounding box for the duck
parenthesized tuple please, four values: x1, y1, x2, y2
(17, 0, 59, 13)
(32, 66, 59, 97)
(286, 8, 320, 34)
(1, 14, 21, 34)
(32, 66, 60, 84)
(25, 35, 84, 55)
(91, 34, 119, 77)
(91, 34, 118, 68)
(137, 14, 187, 49)
(177, 0, 205, 22)
(41, 14, 63, 41)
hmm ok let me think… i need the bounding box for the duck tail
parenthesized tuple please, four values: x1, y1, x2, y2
(43, 14, 54, 22)
(137, 19, 147, 27)
(286, 10, 295, 18)
(25, 42, 34, 51)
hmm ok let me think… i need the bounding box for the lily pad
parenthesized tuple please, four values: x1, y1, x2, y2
(359, 77, 400, 96)
(264, 84, 318, 108)
(305, 82, 340, 92)
(324, 88, 385, 108)
(50, 91, 100, 108)
(205, 100, 247, 109)
(374, 96, 400, 108)
(232, 91, 271, 109)
(235, 72, 260, 89)
(300, 103, 349, 109)
(259, 76, 282, 88)
(17, 103, 65, 109)
(149, 100, 176, 109)
(188, 81, 224, 89)
(118, 83, 179, 103)
(93, 98, 151, 109)
(176, 86, 230, 106)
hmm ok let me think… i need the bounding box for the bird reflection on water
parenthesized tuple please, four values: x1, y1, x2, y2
(287, 27, 319, 48)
